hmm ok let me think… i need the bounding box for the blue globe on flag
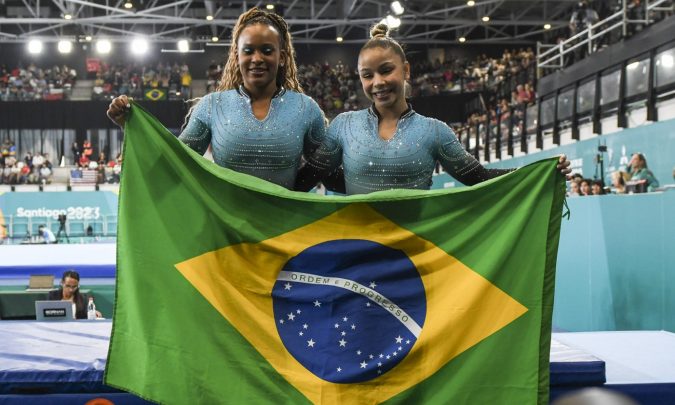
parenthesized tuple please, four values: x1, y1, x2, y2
(272, 239, 427, 383)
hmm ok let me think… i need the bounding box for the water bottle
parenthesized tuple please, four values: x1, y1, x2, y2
(87, 296, 96, 320)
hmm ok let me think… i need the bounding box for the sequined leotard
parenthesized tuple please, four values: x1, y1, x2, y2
(297, 106, 510, 195)
(178, 87, 326, 189)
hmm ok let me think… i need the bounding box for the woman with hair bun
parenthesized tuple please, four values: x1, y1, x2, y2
(106, 7, 333, 190)
(296, 23, 570, 195)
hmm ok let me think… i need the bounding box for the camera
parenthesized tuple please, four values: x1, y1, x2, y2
(598, 145, 607, 152)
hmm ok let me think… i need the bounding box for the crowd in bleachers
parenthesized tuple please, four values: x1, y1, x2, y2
(0, 63, 77, 101)
(297, 62, 362, 116)
(91, 61, 192, 101)
(70, 140, 122, 185)
(0, 139, 54, 185)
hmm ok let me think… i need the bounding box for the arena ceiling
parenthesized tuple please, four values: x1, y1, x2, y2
(0, 0, 579, 46)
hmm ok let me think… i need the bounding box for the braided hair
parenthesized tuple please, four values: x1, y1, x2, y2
(218, 7, 302, 92)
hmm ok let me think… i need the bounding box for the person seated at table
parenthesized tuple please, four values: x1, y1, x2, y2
(48, 270, 101, 319)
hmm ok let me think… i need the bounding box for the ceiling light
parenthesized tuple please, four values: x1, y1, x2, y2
(58, 40, 73, 54)
(266, 4, 275, 10)
(85, 36, 92, 41)
(467, 1, 475, 6)
(131, 38, 148, 55)
(96, 39, 112, 54)
(390, 1, 405, 16)
(206, 15, 214, 21)
(385, 15, 401, 29)
(336, 36, 344, 42)
(459, 37, 466, 43)
(28, 39, 43, 54)
(63, 13, 72, 20)
(178, 39, 189, 53)
(482, 16, 490, 22)
(211, 36, 219, 42)
(544, 23, 551, 30)
(627, 61, 640, 70)
(124, 2, 133, 9)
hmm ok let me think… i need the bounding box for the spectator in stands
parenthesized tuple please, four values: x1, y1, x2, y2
(38, 225, 56, 244)
(569, 1, 599, 61)
(180, 64, 192, 99)
(107, 7, 342, 192)
(610, 171, 626, 194)
(626, 152, 659, 191)
(580, 178, 592, 196)
(568, 180, 581, 196)
(48, 270, 101, 319)
(591, 180, 605, 195)
(295, 23, 570, 195)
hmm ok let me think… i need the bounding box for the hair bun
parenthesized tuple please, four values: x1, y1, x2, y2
(370, 23, 390, 39)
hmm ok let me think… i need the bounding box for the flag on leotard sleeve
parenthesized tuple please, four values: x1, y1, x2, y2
(105, 102, 566, 404)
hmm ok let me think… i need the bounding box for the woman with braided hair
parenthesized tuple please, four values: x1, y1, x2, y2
(107, 7, 333, 190)
(296, 23, 570, 195)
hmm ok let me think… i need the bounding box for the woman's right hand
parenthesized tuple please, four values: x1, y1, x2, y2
(106, 95, 131, 128)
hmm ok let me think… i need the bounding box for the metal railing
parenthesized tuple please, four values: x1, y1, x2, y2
(537, 0, 673, 71)
(1, 214, 118, 245)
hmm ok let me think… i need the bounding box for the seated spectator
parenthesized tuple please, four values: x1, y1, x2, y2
(580, 178, 592, 196)
(626, 153, 659, 191)
(38, 224, 56, 244)
(591, 180, 605, 195)
(611, 171, 627, 194)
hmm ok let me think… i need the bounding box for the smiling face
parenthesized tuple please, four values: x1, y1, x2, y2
(237, 23, 285, 94)
(358, 47, 410, 113)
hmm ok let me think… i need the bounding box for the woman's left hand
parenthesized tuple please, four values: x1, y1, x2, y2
(557, 154, 572, 179)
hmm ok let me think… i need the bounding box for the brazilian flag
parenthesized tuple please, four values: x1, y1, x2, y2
(105, 103, 565, 404)
(144, 88, 167, 101)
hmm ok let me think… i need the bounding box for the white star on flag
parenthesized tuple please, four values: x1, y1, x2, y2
(313, 300, 321, 307)
(287, 313, 295, 321)
(357, 350, 362, 355)
(369, 354, 374, 359)
(337, 367, 342, 372)
(378, 362, 383, 367)
(339, 339, 347, 347)
(334, 323, 339, 328)
(360, 361, 368, 369)
(279, 319, 284, 324)
(369, 282, 377, 288)
(299, 331, 303, 336)
(342, 316, 348, 322)
(351, 324, 356, 330)
(341, 331, 346, 336)
(395, 336, 403, 343)
(307, 339, 315, 348)
(303, 324, 308, 329)
(284, 283, 292, 290)
(296, 309, 302, 314)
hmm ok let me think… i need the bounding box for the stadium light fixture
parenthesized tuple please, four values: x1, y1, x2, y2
(124, 2, 133, 9)
(178, 39, 189, 53)
(467, 1, 475, 6)
(58, 40, 73, 54)
(336, 36, 344, 43)
(627, 61, 640, 70)
(85, 36, 92, 41)
(544, 23, 552, 30)
(212, 36, 219, 42)
(459, 37, 467, 43)
(131, 38, 149, 55)
(390, 1, 405, 16)
(96, 39, 112, 54)
(266, 4, 275, 10)
(28, 39, 43, 54)
(382, 15, 401, 29)
(206, 15, 214, 21)
(481, 16, 490, 22)
(63, 13, 72, 20)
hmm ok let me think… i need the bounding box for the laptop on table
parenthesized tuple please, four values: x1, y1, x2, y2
(35, 300, 75, 321)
